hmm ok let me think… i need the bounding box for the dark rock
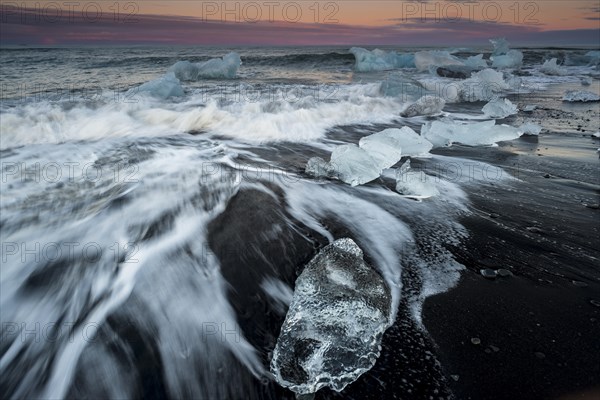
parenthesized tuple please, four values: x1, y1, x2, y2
(526, 226, 544, 234)
(436, 66, 477, 79)
(480, 269, 497, 279)
(534, 352, 546, 359)
(497, 269, 513, 278)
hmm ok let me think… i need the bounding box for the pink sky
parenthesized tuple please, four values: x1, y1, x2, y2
(1, 1, 599, 46)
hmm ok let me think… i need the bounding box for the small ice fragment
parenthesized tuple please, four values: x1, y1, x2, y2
(581, 77, 593, 86)
(330, 144, 381, 186)
(482, 98, 518, 118)
(136, 72, 184, 99)
(459, 69, 511, 102)
(270, 238, 392, 394)
(593, 131, 600, 138)
(395, 161, 439, 198)
(305, 157, 337, 179)
(401, 95, 446, 117)
(491, 50, 524, 69)
(520, 123, 542, 136)
(562, 90, 600, 102)
(523, 105, 537, 112)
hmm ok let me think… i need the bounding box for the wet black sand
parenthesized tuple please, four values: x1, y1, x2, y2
(422, 114, 600, 399)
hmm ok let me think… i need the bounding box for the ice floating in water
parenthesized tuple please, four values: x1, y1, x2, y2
(562, 90, 600, 102)
(482, 98, 518, 118)
(168, 52, 241, 80)
(401, 95, 446, 117)
(523, 105, 538, 112)
(270, 238, 391, 394)
(358, 130, 403, 170)
(540, 58, 565, 76)
(422, 119, 523, 147)
(136, 72, 184, 99)
(349, 47, 415, 72)
(519, 123, 542, 136)
(388, 127, 433, 156)
(581, 77, 593, 86)
(330, 144, 381, 186)
(414, 51, 464, 71)
(395, 160, 439, 199)
(305, 157, 338, 179)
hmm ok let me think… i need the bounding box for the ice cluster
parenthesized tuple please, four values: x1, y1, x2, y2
(562, 90, 600, 102)
(422, 119, 523, 147)
(482, 98, 518, 118)
(350, 47, 415, 72)
(459, 69, 512, 102)
(168, 52, 242, 80)
(270, 238, 392, 394)
(414, 50, 464, 72)
(305, 127, 433, 186)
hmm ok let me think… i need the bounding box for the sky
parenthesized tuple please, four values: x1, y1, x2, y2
(1, 1, 599, 46)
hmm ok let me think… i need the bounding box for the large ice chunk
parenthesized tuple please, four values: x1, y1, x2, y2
(540, 58, 565, 76)
(465, 54, 489, 69)
(401, 95, 446, 117)
(349, 47, 415, 72)
(562, 90, 600, 102)
(459, 69, 511, 102)
(414, 51, 464, 71)
(491, 50, 524, 69)
(482, 98, 518, 118)
(135, 72, 184, 99)
(270, 238, 392, 394)
(395, 160, 439, 199)
(168, 52, 242, 80)
(390, 127, 433, 156)
(422, 119, 523, 147)
(330, 144, 381, 186)
(358, 131, 403, 170)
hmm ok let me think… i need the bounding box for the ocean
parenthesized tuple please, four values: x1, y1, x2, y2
(1, 45, 599, 399)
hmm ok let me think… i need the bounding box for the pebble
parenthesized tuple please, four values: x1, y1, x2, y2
(490, 213, 500, 219)
(571, 280, 588, 287)
(526, 227, 544, 234)
(590, 300, 600, 308)
(489, 345, 500, 352)
(471, 337, 481, 345)
(585, 203, 599, 210)
(480, 269, 497, 279)
(451, 375, 460, 382)
(497, 269, 513, 278)
(534, 352, 546, 359)
(543, 174, 551, 179)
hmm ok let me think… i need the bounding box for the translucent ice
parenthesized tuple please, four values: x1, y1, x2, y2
(136, 72, 184, 99)
(519, 123, 542, 136)
(387, 127, 433, 156)
(414, 51, 464, 71)
(464, 54, 489, 69)
(401, 95, 446, 117)
(380, 74, 429, 100)
(270, 238, 391, 394)
(305, 157, 337, 179)
(350, 47, 415, 72)
(459, 69, 511, 102)
(330, 144, 381, 186)
(585, 51, 600, 66)
(395, 160, 439, 199)
(168, 52, 242, 80)
(562, 90, 600, 102)
(490, 38, 510, 56)
(422, 119, 523, 147)
(482, 98, 518, 118)
(491, 50, 524, 69)
(358, 131, 403, 170)
(540, 58, 565, 76)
